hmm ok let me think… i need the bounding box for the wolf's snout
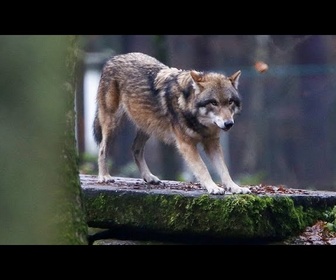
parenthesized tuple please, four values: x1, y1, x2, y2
(224, 120, 234, 130)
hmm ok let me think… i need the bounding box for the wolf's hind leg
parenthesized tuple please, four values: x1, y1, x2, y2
(98, 128, 113, 183)
(132, 129, 161, 184)
(97, 117, 116, 183)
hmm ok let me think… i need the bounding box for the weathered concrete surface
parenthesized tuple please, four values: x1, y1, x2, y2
(80, 174, 336, 244)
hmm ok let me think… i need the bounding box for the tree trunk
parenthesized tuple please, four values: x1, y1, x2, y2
(294, 35, 332, 187)
(242, 36, 270, 173)
(0, 35, 88, 244)
(152, 35, 182, 180)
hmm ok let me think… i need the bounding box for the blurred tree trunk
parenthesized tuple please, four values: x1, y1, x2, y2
(152, 35, 181, 180)
(325, 36, 336, 190)
(61, 35, 88, 244)
(268, 35, 302, 187)
(191, 35, 212, 69)
(75, 51, 85, 156)
(0, 35, 88, 244)
(294, 35, 332, 187)
(242, 36, 270, 174)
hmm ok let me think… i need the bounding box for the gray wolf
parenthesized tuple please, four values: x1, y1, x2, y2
(93, 52, 251, 195)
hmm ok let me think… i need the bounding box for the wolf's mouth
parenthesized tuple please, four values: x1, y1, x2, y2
(213, 118, 234, 131)
(214, 121, 231, 131)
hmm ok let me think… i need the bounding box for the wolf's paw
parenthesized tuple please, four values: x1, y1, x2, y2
(143, 173, 161, 185)
(225, 182, 251, 194)
(98, 174, 114, 183)
(206, 184, 225, 195)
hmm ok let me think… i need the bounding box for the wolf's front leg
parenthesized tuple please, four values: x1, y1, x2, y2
(176, 138, 225, 195)
(203, 138, 251, 194)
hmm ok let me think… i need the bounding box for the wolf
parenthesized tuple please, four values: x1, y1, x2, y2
(93, 52, 251, 195)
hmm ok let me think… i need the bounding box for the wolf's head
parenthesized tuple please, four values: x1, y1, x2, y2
(190, 70, 242, 131)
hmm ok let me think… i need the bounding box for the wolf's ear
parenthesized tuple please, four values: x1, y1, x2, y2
(190, 70, 205, 94)
(229, 70, 241, 89)
(190, 70, 205, 83)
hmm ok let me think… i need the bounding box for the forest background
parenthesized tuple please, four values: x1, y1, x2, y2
(78, 35, 336, 191)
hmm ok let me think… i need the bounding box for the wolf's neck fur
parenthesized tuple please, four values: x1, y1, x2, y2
(155, 67, 210, 136)
(182, 111, 208, 133)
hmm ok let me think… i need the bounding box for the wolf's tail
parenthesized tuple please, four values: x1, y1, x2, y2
(93, 110, 102, 144)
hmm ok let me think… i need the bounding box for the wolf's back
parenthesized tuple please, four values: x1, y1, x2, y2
(101, 52, 167, 88)
(92, 52, 172, 145)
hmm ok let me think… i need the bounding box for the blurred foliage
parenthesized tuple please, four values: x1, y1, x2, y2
(324, 206, 336, 232)
(79, 153, 98, 175)
(238, 171, 267, 186)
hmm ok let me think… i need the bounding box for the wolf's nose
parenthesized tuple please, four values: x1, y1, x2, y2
(224, 120, 234, 129)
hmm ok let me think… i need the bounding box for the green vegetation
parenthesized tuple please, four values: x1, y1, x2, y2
(84, 190, 334, 242)
(238, 171, 267, 186)
(324, 206, 336, 232)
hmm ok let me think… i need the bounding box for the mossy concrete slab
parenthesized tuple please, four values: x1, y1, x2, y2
(80, 174, 336, 243)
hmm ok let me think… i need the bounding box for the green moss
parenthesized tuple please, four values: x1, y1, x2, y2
(84, 191, 335, 241)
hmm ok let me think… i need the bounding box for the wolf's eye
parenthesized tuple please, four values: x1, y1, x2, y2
(228, 99, 234, 105)
(209, 100, 218, 106)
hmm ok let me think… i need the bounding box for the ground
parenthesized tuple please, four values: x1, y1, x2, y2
(81, 174, 336, 245)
